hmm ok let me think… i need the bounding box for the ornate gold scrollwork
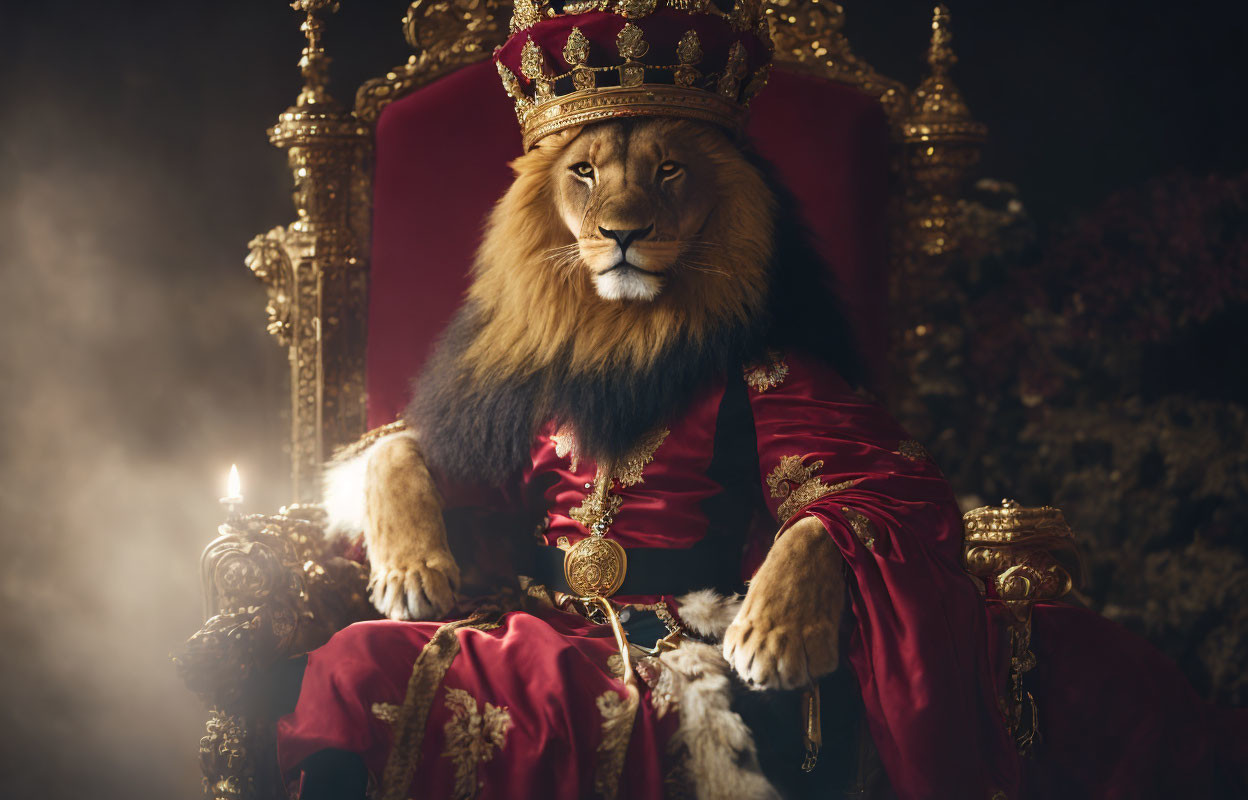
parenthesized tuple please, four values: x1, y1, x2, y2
(253, 1, 371, 503)
(964, 499, 1082, 754)
(176, 508, 372, 798)
(764, 0, 909, 121)
(355, 0, 511, 125)
(900, 4, 988, 259)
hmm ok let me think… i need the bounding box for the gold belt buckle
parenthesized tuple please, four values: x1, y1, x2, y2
(563, 534, 627, 598)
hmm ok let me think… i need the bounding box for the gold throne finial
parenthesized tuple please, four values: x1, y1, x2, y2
(898, 5, 987, 255)
(291, 0, 342, 108)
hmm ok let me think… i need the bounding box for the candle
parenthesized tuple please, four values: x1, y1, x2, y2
(220, 463, 244, 517)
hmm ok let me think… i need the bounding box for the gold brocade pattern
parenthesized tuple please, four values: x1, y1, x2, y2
(594, 685, 641, 800)
(616, 429, 670, 487)
(567, 428, 669, 529)
(766, 455, 854, 522)
(442, 687, 513, 800)
(569, 486, 625, 532)
(551, 426, 580, 471)
(842, 507, 877, 551)
(379, 613, 504, 800)
(744, 350, 789, 392)
(372, 702, 400, 724)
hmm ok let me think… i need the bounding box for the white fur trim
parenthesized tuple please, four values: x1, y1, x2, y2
(321, 431, 416, 536)
(658, 641, 780, 800)
(674, 589, 743, 641)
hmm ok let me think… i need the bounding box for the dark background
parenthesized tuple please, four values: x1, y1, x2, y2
(1, 1, 1244, 797)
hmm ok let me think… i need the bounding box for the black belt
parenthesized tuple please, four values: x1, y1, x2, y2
(532, 541, 742, 597)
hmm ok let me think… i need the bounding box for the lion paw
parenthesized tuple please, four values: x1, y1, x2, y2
(369, 553, 461, 621)
(722, 515, 844, 690)
(723, 614, 839, 690)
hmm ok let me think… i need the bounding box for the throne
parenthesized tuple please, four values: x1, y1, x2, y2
(176, 2, 1077, 797)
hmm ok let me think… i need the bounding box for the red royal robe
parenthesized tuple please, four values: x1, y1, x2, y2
(278, 350, 1244, 799)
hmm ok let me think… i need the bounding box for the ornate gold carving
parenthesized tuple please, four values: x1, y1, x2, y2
(676, 29, 703, 64)
(841, 506, 876, 551)
(356, 0, 510, 125)
(899, 4, 988, 260)
(176, 509, 371, 705)
(523, 85, 746, 150)
(963, 500, 1081, 755)
(256, 1, 371, 502)
(520, 36, 550, 79)
(511, 0, 545, 33)
(176, 506, 372, 800)
(744, 350, 789, 392)
(442, 687, 513, 800)
(564, 535, 629, 597)
(742, 63, 772, 103)
(594, 685, 641, 800)
(764, 0, 908, 120)
(616, 0, 658, 19)
(766, 455, 854, 522)
(199, 708, 255, 800)
(564, 28, 597, 90)
(674, 29, 703, 88)
(716, 41, 748, 99)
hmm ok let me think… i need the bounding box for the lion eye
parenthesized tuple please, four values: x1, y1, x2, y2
(657, 161, 683, 180)
(569, 162, 595, 179)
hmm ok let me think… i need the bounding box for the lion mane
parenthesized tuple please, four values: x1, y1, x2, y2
(406, 121, 861, 486)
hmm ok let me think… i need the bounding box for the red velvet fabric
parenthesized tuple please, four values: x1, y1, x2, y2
(365, 61, 890, 427)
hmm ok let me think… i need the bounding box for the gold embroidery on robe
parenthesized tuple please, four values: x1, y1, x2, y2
(594, 685, 641, 800)
(442, 687, 513, 800)
(743, 350, 789, 392)
(568, 428, 669, 530)
(372, 702, 400, 724)
(766, 454, 854, 522)
(551, 426, 580, 471)
(378, 613, 505, 800)
(841, 506, 877, 551)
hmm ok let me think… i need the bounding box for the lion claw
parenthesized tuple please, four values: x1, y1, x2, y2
(369, 555, 460, 621)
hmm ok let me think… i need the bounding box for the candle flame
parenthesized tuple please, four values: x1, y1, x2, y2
(227, 464, 242, 499)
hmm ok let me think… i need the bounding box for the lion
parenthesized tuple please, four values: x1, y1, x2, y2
(334, 116, 859, 697)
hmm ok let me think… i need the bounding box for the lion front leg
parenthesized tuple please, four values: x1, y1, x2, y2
(363, 434, 461, 621)
(723, 515, 844, 690)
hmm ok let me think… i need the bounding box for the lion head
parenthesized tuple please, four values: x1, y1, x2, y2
(462, 118, 776, 380)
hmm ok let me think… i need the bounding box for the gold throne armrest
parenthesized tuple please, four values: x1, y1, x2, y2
(174, 507, 372, 799)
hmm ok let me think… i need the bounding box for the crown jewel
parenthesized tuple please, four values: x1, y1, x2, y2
(495, 0, 773, 149)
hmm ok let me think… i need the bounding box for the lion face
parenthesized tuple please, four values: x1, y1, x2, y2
(466, 117, 774, 377)
(550, 120, 720, 302)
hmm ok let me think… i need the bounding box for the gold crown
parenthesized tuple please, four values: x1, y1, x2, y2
(494, 0, 774, 149)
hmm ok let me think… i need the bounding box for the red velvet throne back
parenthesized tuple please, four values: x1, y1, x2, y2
(366, 60, 891, 427)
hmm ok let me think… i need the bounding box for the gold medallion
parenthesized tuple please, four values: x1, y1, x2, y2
(563, 536, 628, 597)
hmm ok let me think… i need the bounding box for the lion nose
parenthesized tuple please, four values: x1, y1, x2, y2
(598, 224, 653, 254)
